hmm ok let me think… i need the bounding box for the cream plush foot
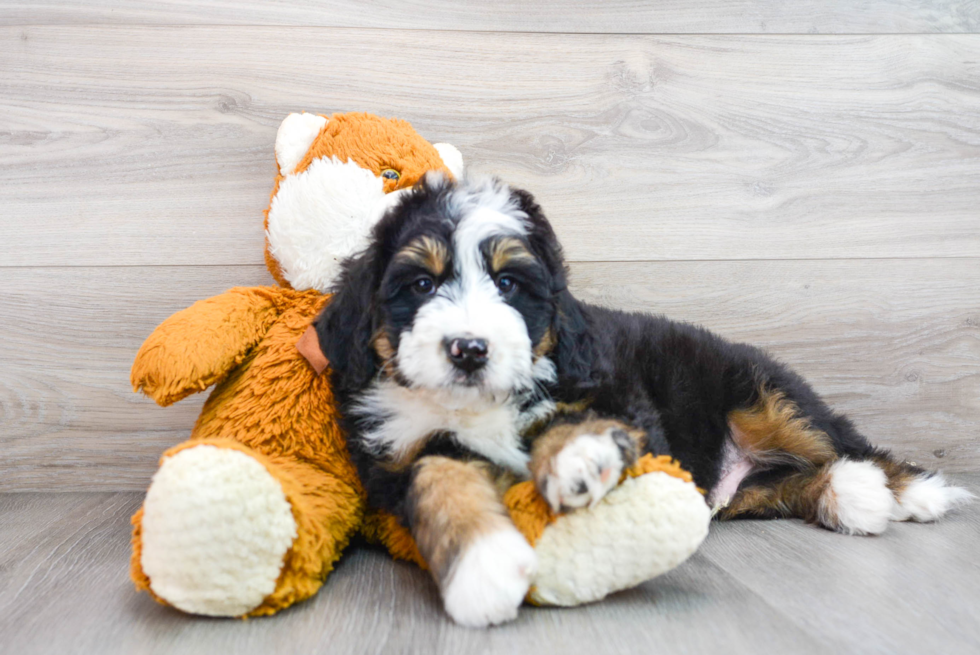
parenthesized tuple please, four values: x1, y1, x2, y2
(139, 445, 297, 616)
(528, 470, 710, 606)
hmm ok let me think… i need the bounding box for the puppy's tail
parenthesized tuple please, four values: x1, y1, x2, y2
(867, 451, 974, 523)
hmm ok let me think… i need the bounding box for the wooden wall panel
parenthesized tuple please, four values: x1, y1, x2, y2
(1, 1, 977, 33)
(1, 260, 975, 491)
(1, 21, 977, 491)
(2, 29, 979, 266)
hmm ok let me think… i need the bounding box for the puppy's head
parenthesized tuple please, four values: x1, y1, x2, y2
(315, 174, 596, 397)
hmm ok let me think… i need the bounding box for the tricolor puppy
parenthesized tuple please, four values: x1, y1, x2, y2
(314, 174, 972, 628)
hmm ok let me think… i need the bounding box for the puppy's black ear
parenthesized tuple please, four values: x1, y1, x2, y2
(553, 290, 600, 389)
(511, 188, 565, 276)
(511, 186, 600, 389)
(314, 247, 381, 394)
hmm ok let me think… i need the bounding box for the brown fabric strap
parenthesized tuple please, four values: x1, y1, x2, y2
(297, 324, 328, 375)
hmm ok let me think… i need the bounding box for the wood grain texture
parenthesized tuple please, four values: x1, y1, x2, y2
(1, 0, 978, 33)
(700, 493, 980, 653)
(0, 266, 274, 491)
(1, 260, 976, 492)
(3, 28, 980, 266)
(1, 485, 977, 654)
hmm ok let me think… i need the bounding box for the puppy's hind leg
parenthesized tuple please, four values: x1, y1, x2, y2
(723, 387, 896, 535)
(716, 459, 897, 536)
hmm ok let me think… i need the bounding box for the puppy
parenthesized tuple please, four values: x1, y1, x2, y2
(315, 174, 972, 627)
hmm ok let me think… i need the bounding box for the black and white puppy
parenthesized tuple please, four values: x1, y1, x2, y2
(315, 174, 972, 627)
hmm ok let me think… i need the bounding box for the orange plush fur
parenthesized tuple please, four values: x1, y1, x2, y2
(131, 113, 451, 616)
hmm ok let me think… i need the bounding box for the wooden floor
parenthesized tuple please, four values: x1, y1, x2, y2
(2, 475, 978, 655)
(1, 1, 979, 653)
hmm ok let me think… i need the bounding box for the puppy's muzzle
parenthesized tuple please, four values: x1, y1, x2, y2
(445, 337, 489, 374)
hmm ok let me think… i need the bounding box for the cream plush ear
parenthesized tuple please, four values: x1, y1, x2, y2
(275, 112, 328, 175)
(433, 143, 464, 179)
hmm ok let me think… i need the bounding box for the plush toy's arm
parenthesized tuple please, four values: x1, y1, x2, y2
(132, 287, 293, 407)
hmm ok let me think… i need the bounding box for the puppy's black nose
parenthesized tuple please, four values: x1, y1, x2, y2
(446, 337, 489, 373)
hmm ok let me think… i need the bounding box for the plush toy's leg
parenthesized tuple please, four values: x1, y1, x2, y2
(505, 455, 711, 607)
(360, 509, 427, 569)
(131, 438, 364, 617)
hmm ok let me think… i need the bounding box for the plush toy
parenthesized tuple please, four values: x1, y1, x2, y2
(129, 111, 710, 621)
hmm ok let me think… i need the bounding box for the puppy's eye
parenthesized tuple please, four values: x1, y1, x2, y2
(411, 276, 436, 295)
(381, 169, 401, 181)
(496, 275, 518, 296)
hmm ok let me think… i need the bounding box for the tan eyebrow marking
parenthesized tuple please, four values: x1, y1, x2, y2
(489, 236, 534, 273)
(393, 236, 449, 276)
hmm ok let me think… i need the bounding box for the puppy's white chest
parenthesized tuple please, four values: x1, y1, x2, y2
(447, 404, 531, 476)
(355, 382, 535, 476)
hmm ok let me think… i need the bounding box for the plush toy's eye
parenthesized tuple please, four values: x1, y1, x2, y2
(382, 169, 401, 181)
(411, 276, 436, 296)
(496, 275, 518, 297)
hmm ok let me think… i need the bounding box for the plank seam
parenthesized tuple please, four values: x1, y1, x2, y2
(1, 255, 978, 270)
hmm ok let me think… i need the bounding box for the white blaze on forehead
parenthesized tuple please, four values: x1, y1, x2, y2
(453, 205, 528, 276)
(395, 185, 534, 393)
(449, 178, 529, 277)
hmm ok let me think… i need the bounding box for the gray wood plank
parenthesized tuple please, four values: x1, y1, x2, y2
(1, 0, 977, 34)
(1, 259, 976, 492)
(3, 28, 980, 266)
(1, 485, 976, 654)
(0, 265, 274, 492)
(698, 486, 980, 653)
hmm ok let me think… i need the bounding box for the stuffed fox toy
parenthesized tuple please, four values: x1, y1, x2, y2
(130, 111, 709, 622)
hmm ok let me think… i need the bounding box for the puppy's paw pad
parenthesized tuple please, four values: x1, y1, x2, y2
(542, 430, 627, 512)
(442, 529, 536, 628)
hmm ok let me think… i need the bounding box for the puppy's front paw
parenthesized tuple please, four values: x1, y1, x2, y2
(539, 428, 632, 513)
(442, 528, 536, 628)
